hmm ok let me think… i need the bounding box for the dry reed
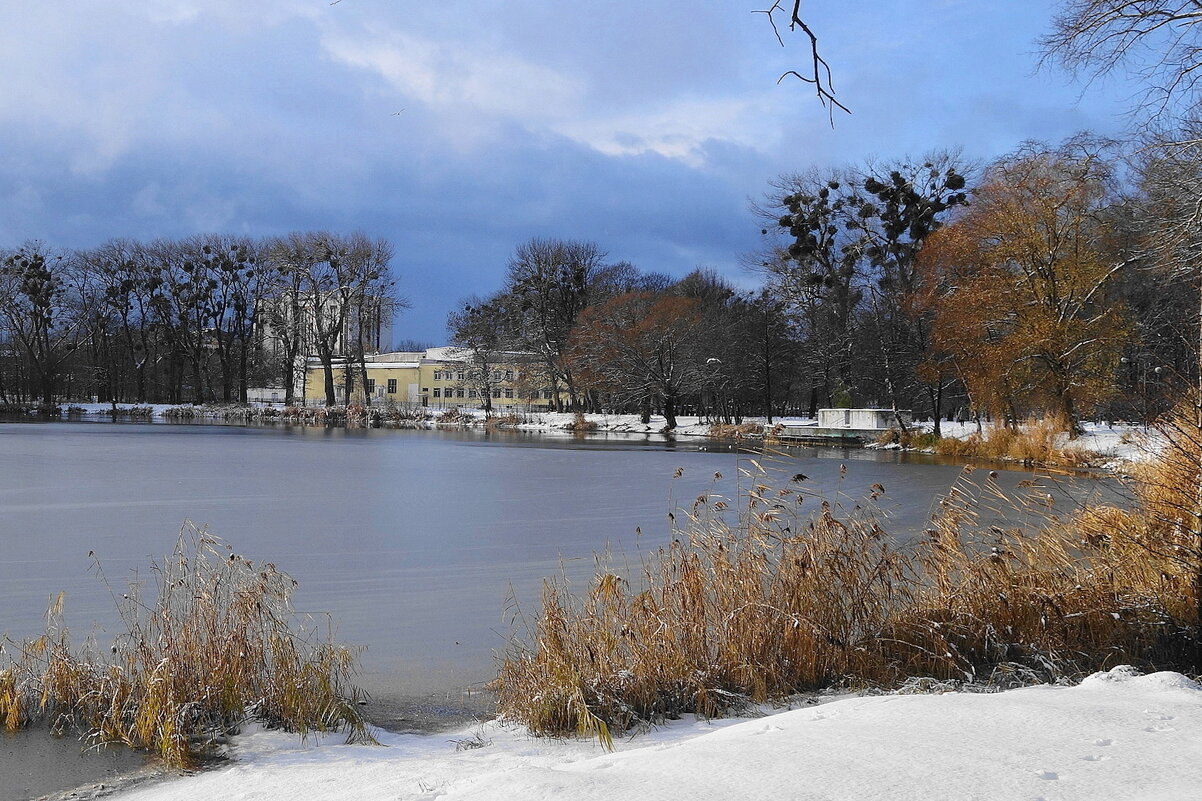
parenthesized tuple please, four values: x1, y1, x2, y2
(708, 423, 765, 440)
(565, 412, 599, 432)
(485, 414, 523, 430)
(0, 524, 373, 768)
(495, 427, 1200, 744)
(932, 415, 1093, 467)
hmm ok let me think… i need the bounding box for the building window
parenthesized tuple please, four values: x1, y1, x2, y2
(387, 378, 397, 394)
(469, 388, 478, 398)
(365, 379, 375, 394)
(456, 388, 465, 398)
(505, 388, 514, 399)
(504, 369, 514, 380)
(457, 371, 465, 381)
(542, 390, 553, 400)
(492, 388, 501, 398)
(433, 388, 441, 398)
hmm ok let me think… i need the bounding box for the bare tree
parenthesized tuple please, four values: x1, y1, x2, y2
(448, 295, 511, 414)
(1043, 2, 1202, 632)
(0, 243, 86, 407)
(505, 238, 608, 411)
(1043, 1, 1202, 122)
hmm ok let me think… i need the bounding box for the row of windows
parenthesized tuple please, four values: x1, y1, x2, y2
(428, 387, 518, 399)
(354, 377, 551, 400)
(431, 369, 517, 381)
(363, 379, 400, 394)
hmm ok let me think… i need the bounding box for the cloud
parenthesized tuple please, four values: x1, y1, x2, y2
(553, 96, 778, 167)
(321, 23, 779, 167)
(321, 26, 584, 122)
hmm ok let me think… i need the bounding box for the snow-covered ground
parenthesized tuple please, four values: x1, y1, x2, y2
(115, 666, 1201, 801)
(54, 404, 1159, 465)
(904, 419, 1158, 464)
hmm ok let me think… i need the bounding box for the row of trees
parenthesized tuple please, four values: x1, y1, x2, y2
(446, 238, 798, 429)
(754, 139, 1195, 436)
(450, 138, 1196, 432)
(0, 232, 398, 407)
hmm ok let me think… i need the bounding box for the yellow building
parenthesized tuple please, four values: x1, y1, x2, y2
(301, 346, 561, 409)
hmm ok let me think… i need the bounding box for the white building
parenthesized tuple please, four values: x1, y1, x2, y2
(817, 408, 912, 429)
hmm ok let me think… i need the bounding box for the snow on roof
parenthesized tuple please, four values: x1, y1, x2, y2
(307, 347, 539, 366)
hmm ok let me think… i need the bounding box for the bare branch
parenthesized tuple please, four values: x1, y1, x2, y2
(756, 2, 850, 121)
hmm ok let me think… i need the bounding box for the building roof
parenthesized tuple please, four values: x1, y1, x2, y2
(306, 346, 536, 368)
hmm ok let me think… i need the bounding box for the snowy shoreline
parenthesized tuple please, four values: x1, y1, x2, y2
(12, 409, 1178, 798)
(107, 666, 1202, 801)
(20, 404, 1154, 466)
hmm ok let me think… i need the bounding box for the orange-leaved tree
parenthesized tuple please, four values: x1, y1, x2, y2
(926, 141, 1129, 434)
(566, 293, 707, 431)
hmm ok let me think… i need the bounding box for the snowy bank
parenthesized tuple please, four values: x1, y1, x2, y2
(118, 667, 1202, 801)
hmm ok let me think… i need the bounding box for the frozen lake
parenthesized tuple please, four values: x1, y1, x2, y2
(0, 420, 1115, 797)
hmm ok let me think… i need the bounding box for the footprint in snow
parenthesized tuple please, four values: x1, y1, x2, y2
(1093, 738, 1113, 747)
(1081, 754, 1111, 762)
(1035, 770, 1059, 781)
(1144, 724, 1176, 733)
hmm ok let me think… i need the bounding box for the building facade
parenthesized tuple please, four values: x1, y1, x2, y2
(300, 346, 563, 409)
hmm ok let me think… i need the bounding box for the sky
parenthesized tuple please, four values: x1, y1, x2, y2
(0, 1, 1140, 343)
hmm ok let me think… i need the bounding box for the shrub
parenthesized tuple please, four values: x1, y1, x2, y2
(0, 525, 372, 768)
(917, 416, 1094, 467)
(708, 423, 764, 439)
(875, 429, 939, 450)
(565, 412, 598, 432)
(485, 414, 522, 430)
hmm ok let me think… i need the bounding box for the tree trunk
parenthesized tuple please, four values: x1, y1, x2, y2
(190, 345, 205, 405)
(238, 339, 249, 405)
(1194, 274, 1202, 652)
(318, 348, 336, 407)
(663, 395, 678, 431)
(932, 381, 943, 438)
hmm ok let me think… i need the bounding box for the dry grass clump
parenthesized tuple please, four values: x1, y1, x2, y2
(485, 414, 523, 430)
(708, 423, 764, 439)
(103, 405, 154, 418)
(0, 524, 372, 768)
(565, 412, 599, 432)
(875, 429, 940, 450)
(933, 416, 1093, 467)
(495, 441, 1199, 744)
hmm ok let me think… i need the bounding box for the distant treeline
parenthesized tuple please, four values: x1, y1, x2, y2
(0, 232, 399, 407)
(3, 140, 1194, 430)
(449, 140, 1195, 432)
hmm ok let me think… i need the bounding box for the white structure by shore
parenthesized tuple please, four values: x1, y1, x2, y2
(816, 408, 913, 429)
